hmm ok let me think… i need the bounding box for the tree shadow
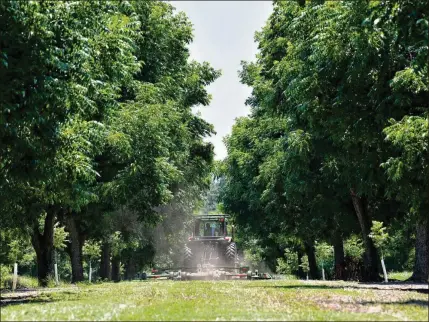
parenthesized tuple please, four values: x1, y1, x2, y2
(359, 299, 428, 307)
(1, 289, 80, 308)
(0, 297, 53, 308)
(0, 288, 38, 293)
(252, 283, 428, 309)
(254, 283, 429, 294)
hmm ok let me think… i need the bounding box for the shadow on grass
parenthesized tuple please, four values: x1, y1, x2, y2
(0, 288, 38, 293)
(359, 299, 428, 307)
(0, 297, 53, 308)
(1, 290, 80, 308)
(255, 283, 429, 294)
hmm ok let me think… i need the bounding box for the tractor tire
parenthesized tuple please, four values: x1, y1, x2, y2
(183, 245, 193, 268)
(225, 242, 237, 266)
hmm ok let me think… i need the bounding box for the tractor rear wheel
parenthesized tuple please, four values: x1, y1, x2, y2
(225, 242, 237, 266)
(183, 245, 193, 268)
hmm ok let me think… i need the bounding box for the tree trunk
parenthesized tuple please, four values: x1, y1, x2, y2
(66, 215, 84, 283)
(305, 241, 320, 280)
(100, 242, 111, 280)
(350, 189, 380, 281)
(111, 256, 121, 282)
(125, 257, 136, 280)
(410, 217, 428, 282)
(333, 232, 346, 280)
(31, 209, 56, 287)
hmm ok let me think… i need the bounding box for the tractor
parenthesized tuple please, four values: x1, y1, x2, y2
(144, 214, 272, 280)
(183, 214, 237, 271)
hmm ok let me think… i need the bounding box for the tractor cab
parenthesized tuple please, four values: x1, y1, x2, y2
(188, 214, 234, 241)
(184, 214, 237, 269)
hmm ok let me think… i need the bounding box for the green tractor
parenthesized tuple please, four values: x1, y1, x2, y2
(145, 214, 272, 280)
(183, 214, 238, 271)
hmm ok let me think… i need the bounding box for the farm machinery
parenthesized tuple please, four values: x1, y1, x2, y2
(143, 214, 272, 281)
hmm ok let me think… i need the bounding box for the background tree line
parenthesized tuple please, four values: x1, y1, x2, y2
(219, 0, 428, 282)
(1, 0, 219, 286)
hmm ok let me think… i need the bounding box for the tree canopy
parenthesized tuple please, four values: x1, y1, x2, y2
(220, 0, 428, 282)
(1, 0, 219, 285)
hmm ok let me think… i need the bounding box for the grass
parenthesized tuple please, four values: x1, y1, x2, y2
(1, 279, 427, 321)
(0, 274, 72, 291)
(388, 271, 412, 281)
(1, 275, 39, 290)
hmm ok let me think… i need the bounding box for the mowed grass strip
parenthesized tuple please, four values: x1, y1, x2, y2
(1, 280, 427, 321)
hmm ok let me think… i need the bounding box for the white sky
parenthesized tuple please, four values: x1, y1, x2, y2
(172, 1, 273, 160)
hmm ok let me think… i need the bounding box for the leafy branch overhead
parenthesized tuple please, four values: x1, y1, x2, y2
(0, 0, 219, 285)
(220, 0, 428, 282)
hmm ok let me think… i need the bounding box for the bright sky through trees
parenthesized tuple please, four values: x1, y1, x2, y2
(173, 1, 273, 160)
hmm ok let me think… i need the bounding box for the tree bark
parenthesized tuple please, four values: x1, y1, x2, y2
(111, 256, 121, 282)
(100, 242, 111, 280)
(410, 217, 428, 282)
(125, 257, 136, 280)
(31, 209, 56, 287)
(65, 215, 84, 283)
(350, 189, 380, 281)
(333, 231, 346, 280)
(304, 241, 320, 280)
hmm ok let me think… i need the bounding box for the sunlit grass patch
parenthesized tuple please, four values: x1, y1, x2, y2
(1, 280, 427, 321)
(1, 275, 39, 291)
(388, 271, 412, 281)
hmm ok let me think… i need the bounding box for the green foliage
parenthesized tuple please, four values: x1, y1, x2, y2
(243, 239, 264, 269)
(315, 242, 333, 266)
(153, 254, 174, 270)
(1, 274, 39, 290)
(220, 0, 428, 281)
(382, 116, 428, 217)
(198, 178, 223, 214)
(370, 213, 415, 271)
(344, 236, 365, 260)
(0, 265, 11, 288)
(369, 221, 389, 255)
(82, 240, 101, 262)
(1, 229, 36, 267)
(300, 255, 310, 274)
(57, 254, 72, 282)
(0, 0, 219, 284)
(1, 0, 141, 220)
(53, 223, 69, 251)
(276, 249, 298, 275)
(110, 232, 126, 258)
(276, 258, 289, 275)
(2, 0, 426, 284)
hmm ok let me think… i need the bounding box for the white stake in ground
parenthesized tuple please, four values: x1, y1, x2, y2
(381, 255, 388, 283)
(89, 261, 92, 283)
(54, 263, 59, 285)
(54, 250, 59, 286)
(12, 262, 18, 292)
(369, 221, 389, 283)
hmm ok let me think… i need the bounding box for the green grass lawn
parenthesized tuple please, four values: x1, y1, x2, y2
(388, 271, 412, 281)
(1, 280, 427, 321)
